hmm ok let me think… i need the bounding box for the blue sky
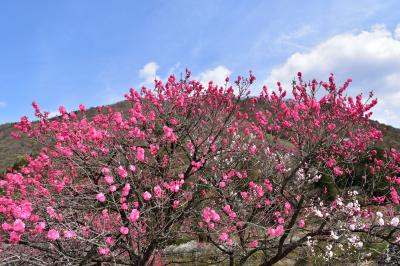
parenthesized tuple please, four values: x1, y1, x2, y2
(1, 0, 400, 126)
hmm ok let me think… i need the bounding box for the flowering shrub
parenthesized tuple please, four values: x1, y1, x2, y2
(0, 70, 399, 265)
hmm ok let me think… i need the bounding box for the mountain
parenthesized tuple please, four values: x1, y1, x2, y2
(0, 100, 399, 173)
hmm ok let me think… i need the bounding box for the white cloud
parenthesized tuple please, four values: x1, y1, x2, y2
(265, 25, 400, 128)
(395, 24, 400, 40)
(139, 62, 160, 87)
(0, 101, 6, 108)
(48, 111, 59, 118)
(137, 62, 231, 90)
(196, 65, 231, 86)
(138, 63, 231, 88)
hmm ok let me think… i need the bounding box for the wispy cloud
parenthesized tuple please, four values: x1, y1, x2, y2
(275, 25, 315, 48)
(0, 101, 6, 108)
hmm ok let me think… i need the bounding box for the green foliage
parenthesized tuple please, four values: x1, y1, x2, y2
(12, 155, 28, 170)
(316, 174, 338, 201)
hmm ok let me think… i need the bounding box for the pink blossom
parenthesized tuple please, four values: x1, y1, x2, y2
(1, 223, 12, 231)
(129, 209, 140, 222)
(122, 183, 131, 196)
(116, 166, 128, 178)
(35, 222, 46, 232)
(268, 226, 284, 237)
(267, 227, 276, 237)
(12, 202, 32, 220)
(202, 207, 220, 223)
(249, 145, 257, 154)
(327, 159, 338, 171)
(13, 219, 25, 233)
(153, 185, 162, 198)
(390, 187, 399, 204)
(101, 167, 110, 175)
(218, 233, 229, 242)
(109, 185, 117, 192)
(46, 207, 56, 218)
(98, 247, 110, 255)
(96, 193, 106, 202)
(47, 229, 60, 241)
(282, 120, 292, 128)
(120, 226, 129, 235)
(255, 185, 264, 197)
(223, 205, 232, 213)
(327, 123, 336, 130)
(149, 144, 159, 155)
(9, 231, 21, 243)
(333, 167, 343, 176)
(284, 202, 292, 215)
(30, 214, 39, 222)
(248, 240, 258, 247)
(163, 126, 177, 142)
(163, 126, 173, 137)
(284, 202, 292, 211)
(137, 147, 145, 161)
(102, 209, 109, 219)
(298, 219, 305, 228)
(105, 236, 114, 246)
(104, 175, 114, 184)
(143, 191, 152, 201)
(275, 225, 284, 236)
(64, 230, 76, 239)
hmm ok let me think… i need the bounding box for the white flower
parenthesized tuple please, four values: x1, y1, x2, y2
(349, 224, 356, 231)
(378, 218, 385, 226)
(331, 231, 339, 240)
(391, 217, 399, 227)
(376, 211, 383, 218)
(356, 241, 363, 249)
(336, 198, 343, 206)
(315, 210, 323, 217)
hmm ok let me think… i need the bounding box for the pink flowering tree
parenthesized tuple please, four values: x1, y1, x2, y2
(0, 70, 256, 265)
(193, 73, 400, 265)
(0, 70, 399, 265)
